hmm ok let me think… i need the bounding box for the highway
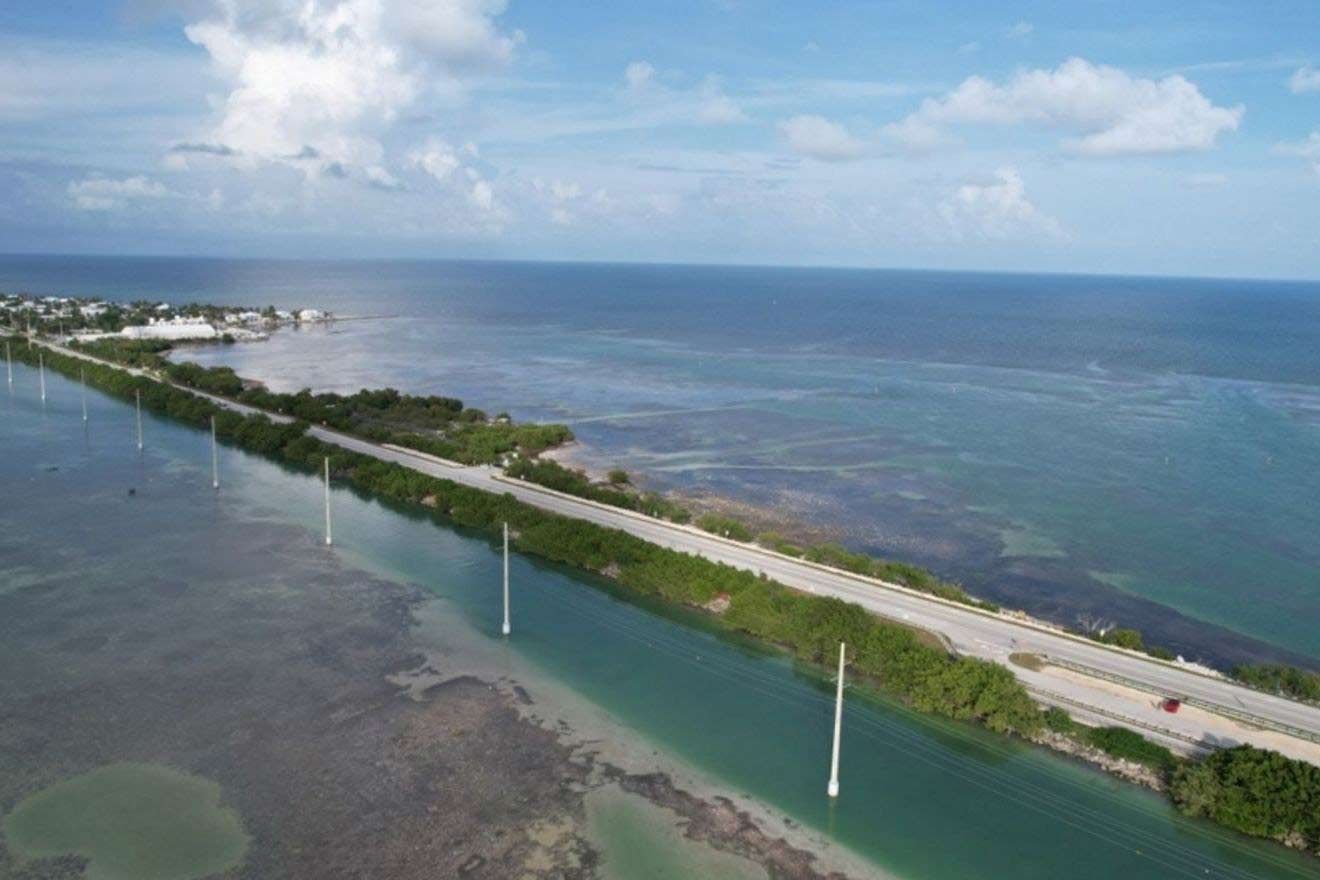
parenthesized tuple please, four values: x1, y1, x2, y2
(37, 337, 1320, 761)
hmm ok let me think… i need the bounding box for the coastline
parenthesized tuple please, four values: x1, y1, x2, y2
(6, 332, 1318, 859)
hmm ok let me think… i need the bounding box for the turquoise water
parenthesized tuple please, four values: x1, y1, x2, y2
(3, 256, 1316, 668)
(4, 359, 1317, 880)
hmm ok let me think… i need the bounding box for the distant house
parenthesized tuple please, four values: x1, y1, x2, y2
(297, 308, 326, 322)
(121, 316, 218, 341)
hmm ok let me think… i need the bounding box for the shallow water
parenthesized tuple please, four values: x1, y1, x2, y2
(585, 785, 767, 880)
(4, 359, 1317, 880)
(3, 255, 1316, 667)
(3, 764, 247, 880)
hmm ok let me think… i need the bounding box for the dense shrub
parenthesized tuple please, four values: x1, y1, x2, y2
(1171, 746, 1320, 853)
(696, 513, 754, 542)
(1042, 706, 1078, 734)
(1083, 726, 1178, 773)
(506, 458, 691, 522)
(1232, 664, 1320, 704)
(20, 333, 1320, 854)
(77, 340, 574, 466)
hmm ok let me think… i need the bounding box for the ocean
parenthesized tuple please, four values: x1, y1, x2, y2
(3, 253, 1318, 667)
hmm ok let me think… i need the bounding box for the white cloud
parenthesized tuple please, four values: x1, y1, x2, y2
(1006, 21, 1034, 39)
(937, 168, 1062, 240)
(625, 61, 656, 92)
(469, 176, 494, 211)
(1289, 66, 1320, 94)
(779, 115, 865, 161)
(365, 165, 404, 191)
(183, 0, 515, 172)
(1275, 131, 1320, 175)
(67, 175, 172, 211)
(888, 58, 1243, 156)
(407, 136, 500, 219)
(549, 180, 581, 200)
(697, 77, 747, 124)
(408, 138, 464, 182)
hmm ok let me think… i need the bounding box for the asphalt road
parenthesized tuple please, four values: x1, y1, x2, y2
(42, 339, 1320, 758)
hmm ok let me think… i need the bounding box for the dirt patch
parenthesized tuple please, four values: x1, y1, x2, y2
(1009, 652, 1044, 671)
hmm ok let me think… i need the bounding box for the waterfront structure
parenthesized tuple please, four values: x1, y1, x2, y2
(121, 317, 219, 342)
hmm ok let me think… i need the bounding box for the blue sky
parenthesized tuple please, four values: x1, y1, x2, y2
(2, 0, 1318, 278)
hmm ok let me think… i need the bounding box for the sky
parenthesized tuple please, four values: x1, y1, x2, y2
(2, 0, 1318, 279)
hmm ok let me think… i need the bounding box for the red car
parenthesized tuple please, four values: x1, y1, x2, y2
(1161, 698, 1182, 713)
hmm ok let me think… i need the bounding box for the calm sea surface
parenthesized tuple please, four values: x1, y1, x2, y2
(4, 361, 1316, 880)
(3, 254, 1318, 667)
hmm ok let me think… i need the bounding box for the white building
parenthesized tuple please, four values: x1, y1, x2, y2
(121, 316, 218, 341)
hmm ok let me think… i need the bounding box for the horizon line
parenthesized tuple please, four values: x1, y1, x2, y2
(1, 249, 1318, 288)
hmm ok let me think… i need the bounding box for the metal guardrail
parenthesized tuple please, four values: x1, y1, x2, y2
(1045, 657, 1320, 745)
(1027, 686, 1211, 753)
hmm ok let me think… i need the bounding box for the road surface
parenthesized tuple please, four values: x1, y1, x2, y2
(38, 338, 1320, 761)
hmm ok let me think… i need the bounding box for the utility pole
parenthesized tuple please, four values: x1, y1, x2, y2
(502, 522, 511, 636)
(5, 340, 11, 386)
(135, 390, 143, 450)
(38, 352, 46, 403)
(80, 368, 88, 422)
(828, 642, 845, 798)
(323, 457, 333, 546)
(210, 415, 219, 490)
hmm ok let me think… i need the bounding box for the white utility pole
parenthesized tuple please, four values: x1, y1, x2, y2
(135, 390, 143, 450)
(38, 352, 46, 402)
(323, 457, 333, 546)
(502, 522, 511, 636)
(827, 642, 846, 798)
(210, 415, 219, 490)
(80, 368, 88, 422)
(5, 340, 11, 386)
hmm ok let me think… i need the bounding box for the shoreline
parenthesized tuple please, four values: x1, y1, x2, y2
(6, 332, 1318, 859)
(163, 322, 1318, 674)
(398, 603, 882, 880)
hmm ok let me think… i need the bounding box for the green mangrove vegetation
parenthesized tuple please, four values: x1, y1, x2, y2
(1042, 707, 1178, 774)
(1171, 746, 1320, 855)
(70, 338, 574, 466)
(8, 332, 1320, 858)
(504, 458, 691, 522)
(1232, 664, 1320, 705)
(504, 457, 995, 612)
